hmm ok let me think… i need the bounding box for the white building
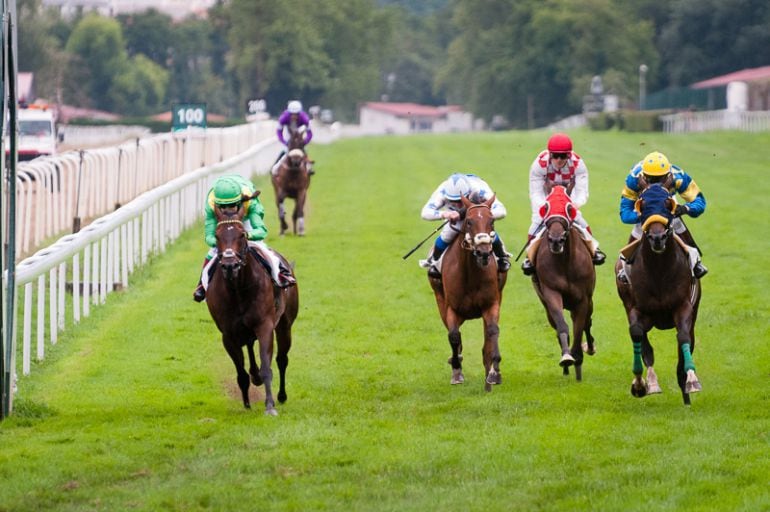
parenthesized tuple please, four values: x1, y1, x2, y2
(42, 0, 216, 20)
(359, 102, 474, 135)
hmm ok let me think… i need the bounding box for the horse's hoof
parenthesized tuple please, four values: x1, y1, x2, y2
(647, 383, 662, 394)
(685, 369, 701, 394)
(630, 379, 648, 398)
(243, 402, 251, 409)
(582, 342, 596, 355)
(559, 354, 575, 368)
(450, 369, 464, 385)
(486, 370, 501, 385)
(265, 408, 279, 416)
(277, 391, 287, 403)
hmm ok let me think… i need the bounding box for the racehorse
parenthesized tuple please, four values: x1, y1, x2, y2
(428, 194, 507, 390)
(205, 200, 299, 415)
(271, 128, 311, 236)
(530, 185, 596, 381)
(615, 183, 702, 405)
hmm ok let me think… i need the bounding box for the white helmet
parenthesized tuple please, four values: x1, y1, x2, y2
(442, 173, 470, 201)
(287, 100, 302, 114)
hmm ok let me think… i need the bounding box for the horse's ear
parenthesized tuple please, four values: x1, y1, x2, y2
(485, 194, 496, 207)
(637, 173, 649, 191)
(460, 195, 472, 208)
(665, 198, 676, 215)
(634, 199, 644, 214)
(544, 178, 554, 194)
(662, 172, 674, 190)
(248, 190, 260, 200)
(565, 203, 577, 221)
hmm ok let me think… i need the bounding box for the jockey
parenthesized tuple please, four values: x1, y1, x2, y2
(521, 133, 605, 275)
(617, 151, 707, 283)
(193, 174, 296, 302)
(419, 173, 511, 278)
(271, 100, 314, 176)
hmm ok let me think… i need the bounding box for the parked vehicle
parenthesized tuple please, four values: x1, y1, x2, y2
(4, 104, 59, 162)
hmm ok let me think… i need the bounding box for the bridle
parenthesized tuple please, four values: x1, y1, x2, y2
(460, 203, 495, 258)
(216, 218, 248, 277)
(545, 215, 571, 254)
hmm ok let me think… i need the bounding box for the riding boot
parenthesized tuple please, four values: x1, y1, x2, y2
(521, 234, 535, 276)
(592, 248, 607, 265)
(277, 262, 297, 288)
(426, 243, 446, 278)
(677, 228, 708, 278)
(193, 258, 209, 302)
(492, 237, 511, 272)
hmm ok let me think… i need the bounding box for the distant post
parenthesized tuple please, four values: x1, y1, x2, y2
(639, 64, 648, 110)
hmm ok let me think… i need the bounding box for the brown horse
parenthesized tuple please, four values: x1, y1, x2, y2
(615, 183, 702, 405)
(428, 195, 507, 390)
(205, 203, 299, 415)
(530, 186, 596, 381)
(271, 129, 311, 236)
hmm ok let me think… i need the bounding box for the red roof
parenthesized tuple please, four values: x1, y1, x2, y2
(362, 102, 449, 118)
(691, 65, 770, 89)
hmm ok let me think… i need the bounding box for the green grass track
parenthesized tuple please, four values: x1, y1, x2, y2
(1, 129, 769, 511)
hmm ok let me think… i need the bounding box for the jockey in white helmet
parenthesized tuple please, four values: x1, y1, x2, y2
(419, 173, 511, 278)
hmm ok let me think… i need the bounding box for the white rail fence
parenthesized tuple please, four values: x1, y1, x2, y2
(8, 120, 275, 257)
(661, 109, 770, 133)
(5, 135, 279, 407)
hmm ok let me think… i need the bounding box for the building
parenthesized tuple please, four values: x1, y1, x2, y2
(691, 65, 770, 111)
(358, 102, 473, 135)
(42, 0, 216, 20)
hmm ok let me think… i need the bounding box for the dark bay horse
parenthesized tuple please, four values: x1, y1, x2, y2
(530, 185, 596, 381)
(206, 203, 299, 415)
(428, 195, 507, 390)
(271, 129, 311, 236)
(615, 183, 702, 405)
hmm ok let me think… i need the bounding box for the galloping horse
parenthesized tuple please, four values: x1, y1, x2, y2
(530, 185, 596, 381)
(615, 183, 702, 405)
(271, 128, 311, 236)
(428, 195, 507, 390)
(205, 202, 299, 415)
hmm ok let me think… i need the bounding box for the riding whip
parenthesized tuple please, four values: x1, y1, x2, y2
(402, 220, 450, 260)
(514, 220, 544, 262)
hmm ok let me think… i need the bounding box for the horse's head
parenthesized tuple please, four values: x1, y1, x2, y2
(460, 194, 496, 268)
(637, 183, 676, 254)
(288, 127, 306, 151)
(541, 185, 577, 255)
(214, 205, 248, 280)
(286, 148, 305, 171)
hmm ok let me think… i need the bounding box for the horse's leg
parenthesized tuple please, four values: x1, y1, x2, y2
(675, 304, 700, 405)
(581, 297, 596, 356)
(569, 303, 589, 382)
(222, 335, 251, 409)
(274, 316, 293, 404)
(276, 194, 288, 235)
(481, 305, 502, 391)
(295, 189, 306, 236)
(446, 309, 464, 385)
(641, 333, 661, 394)
(541, 289, 573, 368)
(255, 324, 278, 415)
(628, 310, 652, 398)
(246, 338, 262, 386)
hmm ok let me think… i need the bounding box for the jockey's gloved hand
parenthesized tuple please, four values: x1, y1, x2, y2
(674, 204, 689, 217)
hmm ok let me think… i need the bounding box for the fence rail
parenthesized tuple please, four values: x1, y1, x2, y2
(6, 121, 275, 258)
(661, 109, 770, 133)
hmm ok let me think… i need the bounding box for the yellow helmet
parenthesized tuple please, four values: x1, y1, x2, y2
(642, 151, 671, 177)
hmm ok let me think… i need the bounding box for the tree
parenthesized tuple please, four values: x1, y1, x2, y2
(65, 14, 130, 112)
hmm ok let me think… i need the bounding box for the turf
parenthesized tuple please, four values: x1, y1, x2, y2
(1, 129, 769, 511)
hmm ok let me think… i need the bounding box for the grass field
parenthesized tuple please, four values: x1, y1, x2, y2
(1, 129, 769, 511)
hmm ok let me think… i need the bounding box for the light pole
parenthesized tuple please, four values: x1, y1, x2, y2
(639, 64, 648, 110)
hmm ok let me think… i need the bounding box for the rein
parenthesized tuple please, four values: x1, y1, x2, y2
(216, 218, 247, 264)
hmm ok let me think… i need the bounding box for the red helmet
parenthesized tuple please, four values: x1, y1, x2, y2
(547, 133, 573, 152)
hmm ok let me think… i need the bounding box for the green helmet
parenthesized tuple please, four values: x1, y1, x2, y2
(213, 178, 243, 205)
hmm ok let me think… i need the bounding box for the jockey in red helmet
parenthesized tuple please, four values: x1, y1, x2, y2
(521, 133, 605, 276)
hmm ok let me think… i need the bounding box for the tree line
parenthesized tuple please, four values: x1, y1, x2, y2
(18, 0, 770, 127)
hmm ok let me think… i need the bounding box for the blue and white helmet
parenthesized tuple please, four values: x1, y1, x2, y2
(287, 100, 302, 114)
(442, 173, 471, 201)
